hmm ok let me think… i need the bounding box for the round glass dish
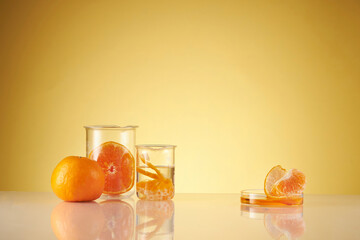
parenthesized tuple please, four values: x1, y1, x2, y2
(241, 189, 303, 206)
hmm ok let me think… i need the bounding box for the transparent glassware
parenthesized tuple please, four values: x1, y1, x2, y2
(241, 189, 304, 206)
(84, 125, 138, 198)
(136, 145, 176, 200)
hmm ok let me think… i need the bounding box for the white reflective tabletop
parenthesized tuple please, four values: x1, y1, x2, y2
(0, 192, 359, 239)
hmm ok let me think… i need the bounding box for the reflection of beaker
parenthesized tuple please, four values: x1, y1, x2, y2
(136, 200, 174, 240)
(84, 125, 138, 198)
(241, 205, 305, 239)
(98, 200, 135, 240)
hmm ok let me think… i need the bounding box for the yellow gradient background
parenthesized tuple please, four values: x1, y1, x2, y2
(1, 0, 359, 194)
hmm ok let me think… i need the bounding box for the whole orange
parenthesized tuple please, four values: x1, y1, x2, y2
(51, 156, 105, 201)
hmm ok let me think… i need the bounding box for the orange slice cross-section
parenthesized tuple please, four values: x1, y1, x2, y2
(89, 141, 135, 195)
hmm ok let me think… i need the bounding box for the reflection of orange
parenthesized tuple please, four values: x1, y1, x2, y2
(99, 200, 134, 240)
(264, 211, 305, 239)
(89, 141, 135, 195)
(241, 205, 305, 239)
(51, 156, 105, 201)
(51, 201, 105, 240)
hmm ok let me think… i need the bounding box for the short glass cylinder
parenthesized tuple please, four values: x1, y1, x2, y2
(84, 125, 138, 198)
(136, 145, 176, 200)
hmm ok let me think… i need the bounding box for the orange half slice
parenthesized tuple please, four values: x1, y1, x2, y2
(89, 141, 135, 195)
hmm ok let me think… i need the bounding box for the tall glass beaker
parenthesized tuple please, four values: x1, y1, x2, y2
(84, 125, 138, 198)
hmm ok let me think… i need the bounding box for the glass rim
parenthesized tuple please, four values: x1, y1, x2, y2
(84, 125, 138, 130)
(241, 189, 303, 198)
(136, 144, 176, 149)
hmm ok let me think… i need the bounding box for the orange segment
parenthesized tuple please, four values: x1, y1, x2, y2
(136, 167, 161, 180)
(137, 179, 174, 201)
(264, 165, 287, 196)
(270, 169, 306, 197)
(139, 154, 165, 180)
(89, 141, 135, 195)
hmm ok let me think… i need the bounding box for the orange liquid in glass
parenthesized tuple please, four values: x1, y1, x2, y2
(241, 196, 303, 206)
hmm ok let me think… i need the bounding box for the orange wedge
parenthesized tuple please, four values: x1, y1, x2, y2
(270, 169, 306, 197)
(136, 178, 174, 201)
(265, 166, 306, 198)
(264, 165, 287, 196)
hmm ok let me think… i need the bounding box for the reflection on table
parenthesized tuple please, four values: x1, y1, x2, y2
(136, 200, 174, 240)
(51, 200, 134, 240)
(241, 204, 305, 239)
(51, 199, 175, 240)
